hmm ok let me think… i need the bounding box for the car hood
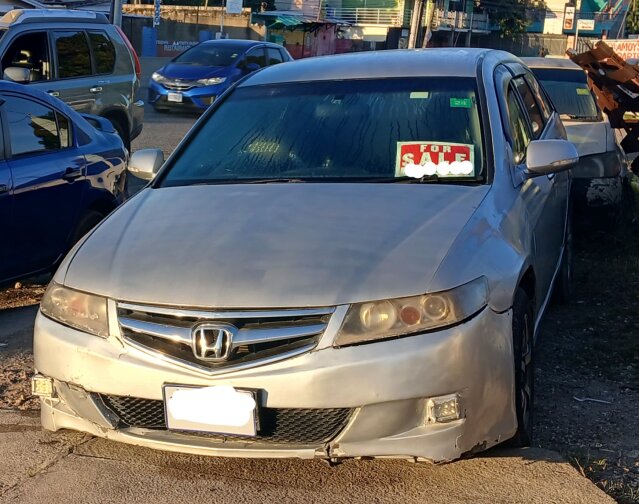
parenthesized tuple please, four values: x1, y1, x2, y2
(159, 63, 229, 80)
(63, 184, 489, 308)
(563, 120, 611, 157)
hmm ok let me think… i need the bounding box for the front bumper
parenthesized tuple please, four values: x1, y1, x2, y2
(34, 306, 517, 461)
(148, 81, 225, 112)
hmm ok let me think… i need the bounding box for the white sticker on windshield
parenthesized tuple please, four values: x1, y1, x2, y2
(396, 141, 475, 178)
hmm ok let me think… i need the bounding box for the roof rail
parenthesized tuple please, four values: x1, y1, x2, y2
(0, 9, 109, 25)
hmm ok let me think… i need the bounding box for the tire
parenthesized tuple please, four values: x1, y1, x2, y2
(553, 214, 573, 304)
(70, 210, 104, 247)
(107, 116, 131, 153)
(509, 288, 535, 448)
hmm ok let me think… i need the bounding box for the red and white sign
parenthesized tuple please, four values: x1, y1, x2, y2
(396, 141, 474, 177)
(602, 39, 639, 61)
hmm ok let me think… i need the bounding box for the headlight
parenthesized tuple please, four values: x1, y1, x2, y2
(40, 282, 109, 338)
(151, 71, 167, 83)
(196, 77, 226, 86)
(334, 277, 488, 347)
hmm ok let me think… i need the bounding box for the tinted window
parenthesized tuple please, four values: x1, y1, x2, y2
(5, 97, 61, 156)
(513, 77, 544, 138)
(88, 31, 115, 74)
(532, 68, 599, 121)
(245, 48, 266, 68)
(160, 78, 485, 186)
(54, 31, 91, 78)
(267, 48, 283, 66)
(57, 112, 71, 148)
(506, 88, 531, 164)
(173, 43, 243, 66)
(0, 31, 51, 81)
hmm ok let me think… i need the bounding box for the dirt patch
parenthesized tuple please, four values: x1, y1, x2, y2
(0, 352, 38, 411)
(0, 282, 46, 311)
(535, 226, 639, 503)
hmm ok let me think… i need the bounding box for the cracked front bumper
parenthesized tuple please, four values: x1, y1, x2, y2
(34, 307, 517, 461)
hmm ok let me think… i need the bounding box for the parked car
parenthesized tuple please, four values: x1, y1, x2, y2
(0, 9, 144, 150)
(148, 39, 292, 113)
(523, 57, 627, 211)
(33, 49, 577, 462)
(0, 81, 127, 286)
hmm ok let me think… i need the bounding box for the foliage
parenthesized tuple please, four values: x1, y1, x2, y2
(627, 0, 639, 34)
(478, 0, 546, 38)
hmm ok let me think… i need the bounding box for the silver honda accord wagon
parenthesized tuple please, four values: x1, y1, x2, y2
(33, 49, 578, 462)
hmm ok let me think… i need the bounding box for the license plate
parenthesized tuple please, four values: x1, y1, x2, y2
(163, 385, 257, 436)
(167, 92, 183, 103)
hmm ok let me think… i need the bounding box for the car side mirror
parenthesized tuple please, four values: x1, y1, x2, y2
(3, 67, 30, 83)
(526, 139, 578, 176)
(128, 148, 164, 181)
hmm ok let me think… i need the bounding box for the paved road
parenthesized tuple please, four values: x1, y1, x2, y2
(0, 59, 616, 503)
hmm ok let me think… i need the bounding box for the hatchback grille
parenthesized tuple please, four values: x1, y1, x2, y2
(117, 303, 333, 373)
(162, 79, 195, 91)
(98, 394, 353, 445)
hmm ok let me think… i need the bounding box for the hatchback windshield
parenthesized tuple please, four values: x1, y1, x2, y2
(532, 68, 599, 121)
(172, 44, 242, 67)
(160, 78, 485, 186)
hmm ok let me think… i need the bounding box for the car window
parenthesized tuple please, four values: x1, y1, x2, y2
(88, 31, 116, 75)
(524, 73, 552, 121)
(56, 112, 71, 148)
(4, 96, 62, 156)
(531, 68, 599, 122)
(506, 88, 531, 164)
(0, 31, 51, 82)
(54, 31, 92, 79)
(267, 48, 284, 66)
(513, 77, 544, 138)
(245, 48, 266, 68)
(159, 77, 486, 186)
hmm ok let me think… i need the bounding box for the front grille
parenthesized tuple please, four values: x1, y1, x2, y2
(117, 303, 334, 373)
(99, 394, 353, 445)
(162, 79, 196, 91)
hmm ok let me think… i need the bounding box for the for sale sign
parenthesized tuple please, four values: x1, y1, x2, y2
(396, 141, 475, 177)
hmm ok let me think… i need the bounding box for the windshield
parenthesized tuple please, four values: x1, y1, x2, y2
(172, 44, 242, 67)
(159, 78, 486, 186)
(532, 68, 599, 121)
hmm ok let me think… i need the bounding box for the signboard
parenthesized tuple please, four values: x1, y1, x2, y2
(395, 141, 475, 177)
(577, 18, 595, 30)
(226, 0, 243, 15)
(153, 0, 161, 27)
(156, 39, 198, 57)
(563, 6, 575, 30)
(602, 39, 639, 60)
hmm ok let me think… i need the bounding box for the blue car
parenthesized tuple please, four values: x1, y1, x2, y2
(148, 39, 293, 113)
(0, 81, 127, 285)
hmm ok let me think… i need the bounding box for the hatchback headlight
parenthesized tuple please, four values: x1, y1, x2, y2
(197, 77, 226, 86)
(40, 282, 109, 338)
(334, 277, 488, 347)
(151, 71, 167, 83)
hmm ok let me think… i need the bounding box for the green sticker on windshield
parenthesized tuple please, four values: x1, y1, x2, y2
(577, 88, 590, 95)
(450, 97, 472, 108)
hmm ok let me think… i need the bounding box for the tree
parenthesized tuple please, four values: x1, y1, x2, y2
(628, 0, 639, 34)
(479, 0, 546, 38)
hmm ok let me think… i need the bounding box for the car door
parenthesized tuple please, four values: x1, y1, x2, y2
(1, 93, 86, 276)
(0, 122, 11, 282)
(50, 30, 96, 113)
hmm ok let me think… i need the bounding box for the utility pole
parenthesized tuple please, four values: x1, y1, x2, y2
(408, 0, 424, 48)
(421, 0, 435, 47)
(573, 0, 582, 50)
(110, 0, 123, 26)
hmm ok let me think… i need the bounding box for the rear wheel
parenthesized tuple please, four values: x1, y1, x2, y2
(510, 288, 535, 447)
(106, 116, 130, 152)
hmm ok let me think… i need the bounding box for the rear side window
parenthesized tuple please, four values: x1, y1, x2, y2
(513, 77, 544, 138)
(4, 96, 62, 156)
(56, 112, 71, 148)
(88, 31, 116, 75)
(54, 31, 91, 78)
(267, 48, 283, 66)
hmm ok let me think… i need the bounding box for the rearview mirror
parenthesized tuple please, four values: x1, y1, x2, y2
(128, 148, 164, 181)
(526, 139, 578, 176)
(3, 67, 30, 83)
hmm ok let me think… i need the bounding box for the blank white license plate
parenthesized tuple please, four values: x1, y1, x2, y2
(164, 385, 257, 436)
(167, 92, 183, 103)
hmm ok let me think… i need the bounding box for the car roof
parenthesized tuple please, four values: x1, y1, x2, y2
(0, 8, 108, 27)
(521, 57, 582, 70)
(241, 48, 505, 86)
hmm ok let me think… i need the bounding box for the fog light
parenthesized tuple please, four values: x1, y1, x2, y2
(426, 394, 460, 423)
(31, 375, 54, 398)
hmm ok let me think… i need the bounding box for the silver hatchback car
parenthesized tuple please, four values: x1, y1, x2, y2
(33, 49, 577, 462)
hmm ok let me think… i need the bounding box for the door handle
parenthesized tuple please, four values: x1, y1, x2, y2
(62, 168, 83, 181)
(47, 90, 60, 97)
(0, 184, 8, 194)
(90, 86, 102, 93)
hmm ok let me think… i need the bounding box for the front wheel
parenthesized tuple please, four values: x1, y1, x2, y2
(509, 288, 535, 447)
